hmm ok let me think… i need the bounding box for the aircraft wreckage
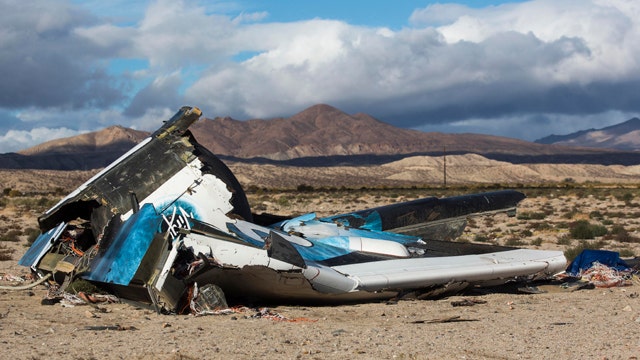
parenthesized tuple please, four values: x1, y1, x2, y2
(19, 106, 567, 313)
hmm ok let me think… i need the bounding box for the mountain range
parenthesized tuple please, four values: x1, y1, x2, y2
(1, 104, 639, 170)
(535, 117, 640, 150)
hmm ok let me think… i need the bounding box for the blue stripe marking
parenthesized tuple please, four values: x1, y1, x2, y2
(84, 204, 162, 285)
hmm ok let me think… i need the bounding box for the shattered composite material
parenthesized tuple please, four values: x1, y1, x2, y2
(19, 106, 567, 312)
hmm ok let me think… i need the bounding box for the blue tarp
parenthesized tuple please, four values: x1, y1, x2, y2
(566, 249, 630, 275)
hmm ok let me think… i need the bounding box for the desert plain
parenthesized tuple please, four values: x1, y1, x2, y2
(1, 163, 640, 359)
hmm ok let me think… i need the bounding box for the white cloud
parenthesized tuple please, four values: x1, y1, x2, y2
(232, 11, 269, 24)
(125, 71, 183, 116)
(180, 0, 640, 127)
(3, 0, 640, 150)
(0, 127, 86, 153)
(126, 106, 176, 130)
(416, 110, 638, 141)
(419, 0, 640, 82)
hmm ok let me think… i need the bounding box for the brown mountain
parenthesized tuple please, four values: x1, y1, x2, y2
(535, 118, 640, 151)
(19, 125, 148, 155)
(1, 104, 638, 170)
(190, 104, 626, 164)
(0, 126, 148, 170)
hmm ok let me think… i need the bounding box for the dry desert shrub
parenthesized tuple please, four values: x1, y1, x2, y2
(0, 243, 14, 261)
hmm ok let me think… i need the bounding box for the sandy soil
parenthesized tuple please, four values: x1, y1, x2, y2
(1, 280, 639, 360)
(1, 168, 640, 359)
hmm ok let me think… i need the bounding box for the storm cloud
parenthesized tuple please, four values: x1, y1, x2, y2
(1, 0, 639, 152)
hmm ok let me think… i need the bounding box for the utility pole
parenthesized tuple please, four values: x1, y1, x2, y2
(443, 145, 447, 188)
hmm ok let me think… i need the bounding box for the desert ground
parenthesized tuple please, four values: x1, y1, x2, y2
(1, 166, 640, 359)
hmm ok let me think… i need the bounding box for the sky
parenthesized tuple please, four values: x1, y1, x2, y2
(1, 0, 640, 153)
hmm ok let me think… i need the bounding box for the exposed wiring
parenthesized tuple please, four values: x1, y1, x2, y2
(0, 273, 52, 291)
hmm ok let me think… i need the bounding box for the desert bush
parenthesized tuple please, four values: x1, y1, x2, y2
(520, 229, 533, 237)
(619, 248, 635, 258)
(527, 222, 552, 231)
(483, 217, 494, 227)
(542, 206, 555, 215)
(604, 211, 626, 219)
(530, 237, 543, 246)
(68, 279, 103, 294)
(615, 192, 634, 203)
(24, 227, 41, 246)
(474, 234, 489, 242)
(564, 240, 608, 261)
(252, 203, 267, 212)
(0, 243, 14, 261)
(0, 229, 22, 242)
(556, 234, 572, 245)
(504, 236, 525, 246)
(276, 196, 290, 207)
(589, 210, 603, 220)
(517, 211, 546, 220)
(569, 220, 608, 239)
(606, 224, 640, 243)
(8, 189, 22, 197)
(561, 209, 578, 219)
(245, 185, 265, 194)
(296, 184, 314, 192)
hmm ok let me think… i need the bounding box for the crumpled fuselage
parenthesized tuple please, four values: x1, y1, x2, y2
(20, 106, 567, 312)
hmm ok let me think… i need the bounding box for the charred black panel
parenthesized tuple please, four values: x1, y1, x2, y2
(251, 212, 292, 226)
(267, 232, 306, 268)
(410, 239, 515, 257)
(89, 139, 187, 214)
(37, 199, 100, 232)
(38, 107, 209, 232)
(326, 190, 525, 232)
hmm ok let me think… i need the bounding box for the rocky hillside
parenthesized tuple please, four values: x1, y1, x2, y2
(3, 153, 639, 194)
(191, 104, 603, 161)
(0, 126, 148, 170)
(535, 118, 640, 151)
(2, 104, 639, 170)
(226, 153, 640, 189)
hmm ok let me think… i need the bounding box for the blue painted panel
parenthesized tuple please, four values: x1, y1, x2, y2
(18, 222, 66, 267)
(271, 213, 421, 262)
(227, 223, 265, 247)
(291, 236, 352, 261)
(321, 211, 384, 231)
(84, 204, 162, 285)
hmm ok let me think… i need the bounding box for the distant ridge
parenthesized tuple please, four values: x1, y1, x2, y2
(18, 125, 148, 155)
(535, 118, 640, 151)
(0, 126, 148, 170)
(1, 104, 640, 170)
(191, 104, 607, 161)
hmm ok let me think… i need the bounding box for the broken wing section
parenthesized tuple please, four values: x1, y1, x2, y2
(37, 105, 252, 236)
(320, 190, 526, 241)
(332, 248, 567, 292)
(20, 106, 256, 311)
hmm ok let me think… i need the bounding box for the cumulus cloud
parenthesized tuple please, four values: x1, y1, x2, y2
(415, 111, 638, 141)
(2, 0, 640, 153)
(124, 71, 184, 117)
(0, 0, 125, 109)
(182, 0, 640, 130)
(0, 127, 86, 153)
